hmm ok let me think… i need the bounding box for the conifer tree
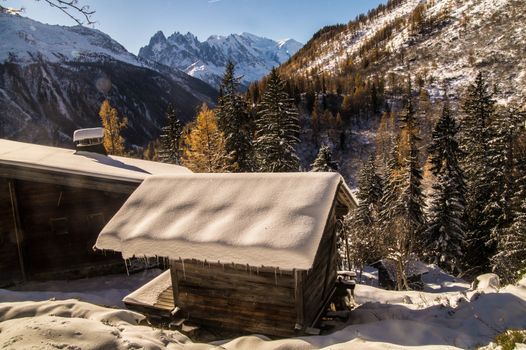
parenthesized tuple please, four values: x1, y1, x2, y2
(343, 155, 384, 270)
(398, 81, 426, 253)
(216, 62, 254, 172)
(254, 68, 300, 172)
(159, 104, 182, 164)
(311, 145, 339, 172)
(98, 99, 127, 156)
(489, 105, 526, 279)
(461, 72, 497, 274)
(379, 81, 426, 290)
(311, 96, 321, 145)
(492, 197, 526, 284)
(425, 102, 466, 273)
(181, 104, 228, 173)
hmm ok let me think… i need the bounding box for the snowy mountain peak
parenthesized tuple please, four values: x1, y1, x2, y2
(138, 30, 303, 87)
(0, 13, 141, 67)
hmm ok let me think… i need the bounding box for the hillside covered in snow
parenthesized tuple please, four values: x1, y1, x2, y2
(0, 13, 217, 148)
(282, 0, 525, 102)
(138, 31, 302, 88)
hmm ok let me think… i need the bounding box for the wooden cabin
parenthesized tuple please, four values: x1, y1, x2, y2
(95, 173, 356, 337)
(0, 137, 189, 286)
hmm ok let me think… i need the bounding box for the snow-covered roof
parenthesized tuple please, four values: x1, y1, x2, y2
(73, 128, 104, 142)
(0, 139, 190, 183)
(95, 172, 355, 270)
(373, 259, 430, 280)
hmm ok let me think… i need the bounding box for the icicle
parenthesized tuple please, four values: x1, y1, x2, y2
(274, 268, 278, 286)
(256, 267, 259, 275)
(124, 259, 130, 276)
(182, 260, 186, 280)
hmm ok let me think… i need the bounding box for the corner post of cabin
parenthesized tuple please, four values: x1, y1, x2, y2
(169, 259, 180, 308)
(294, 269, 304, 331)
(8, 179, 26, 281)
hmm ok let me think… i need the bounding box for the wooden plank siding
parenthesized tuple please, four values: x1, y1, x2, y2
(166, 195, 349, 337)
(0, 178, 24, 286)
(170, 259, 298, 337)
(0, 173, 132, 285)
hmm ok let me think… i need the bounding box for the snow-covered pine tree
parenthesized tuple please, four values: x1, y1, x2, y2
(492, 197, 526, 284)
(254, 68, 300, 172)
(461, 72, 496, 274)
(425, 101, 466, 274)
(342, 155, 384, 271)
(485, 105, 525, 246)
(216, 61, 254, 172)
(378, 80, 426, 290)
(379, 143, 411, 290)
(311, 144, 339, 172)
(489, 105, 526, 280)
(398, 81, 426, 254)
(159, 104, 183, 164)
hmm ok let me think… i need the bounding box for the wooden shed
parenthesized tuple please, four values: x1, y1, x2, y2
(95, 173, 356, 337)
(0, 138, 189, 286)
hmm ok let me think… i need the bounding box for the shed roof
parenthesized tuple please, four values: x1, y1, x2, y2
(0, 139, 190, 183)
(95, 172, 356, 270)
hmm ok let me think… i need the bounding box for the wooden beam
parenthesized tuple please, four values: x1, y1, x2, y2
(8, 180, 26, 281)
(0, 164, 138, 194)
(294, 270, 304, 330)
(169, 262, 180, 306)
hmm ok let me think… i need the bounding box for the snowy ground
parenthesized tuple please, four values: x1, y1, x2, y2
(1, 267, 525, 349)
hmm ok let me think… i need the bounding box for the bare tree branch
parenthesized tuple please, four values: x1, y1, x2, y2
(38, 0, 95, 26)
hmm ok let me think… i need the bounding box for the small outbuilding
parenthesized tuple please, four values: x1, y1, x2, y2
(95, 172, 356, 337)
(371, 259, 430, 290)
(0, 137, 189, 286)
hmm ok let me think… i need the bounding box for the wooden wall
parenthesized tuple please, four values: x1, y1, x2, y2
(301, 209, 339, 327)
(0, 178, 24, 286)
(170, 259, 298, 337)
(168, 197, 347, 337)
(0, 175, 130, 285)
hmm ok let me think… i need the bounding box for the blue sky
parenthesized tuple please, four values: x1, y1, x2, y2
(6, 0, 386, 54)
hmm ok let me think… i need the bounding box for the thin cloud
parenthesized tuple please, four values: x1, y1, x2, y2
(208, 0, 221, 3)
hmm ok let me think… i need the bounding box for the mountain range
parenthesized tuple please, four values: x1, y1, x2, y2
(0, 13, 217, 147)
(138, 31, 302, 88)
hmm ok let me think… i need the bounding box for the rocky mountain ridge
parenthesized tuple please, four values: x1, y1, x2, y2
(138, 31, 302, 88)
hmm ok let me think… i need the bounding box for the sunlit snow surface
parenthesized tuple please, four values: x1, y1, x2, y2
(0, 13, 141, 67)
(1, 266, 525, 349)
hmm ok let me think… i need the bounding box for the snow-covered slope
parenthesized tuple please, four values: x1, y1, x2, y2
(1, 271, 525, 349)
(283, 0, 526, 102)
(139, 31, 302, 87)
(0, 13, 141, 67)
(0, 13, 217, 147)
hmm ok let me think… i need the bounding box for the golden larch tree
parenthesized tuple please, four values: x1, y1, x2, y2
(98, 100, 128, 156)
(181, 104, 228, 172)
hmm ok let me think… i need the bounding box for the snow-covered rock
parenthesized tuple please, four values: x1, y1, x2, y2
(473, 273, 501, 291)
(139, 31, 302, 87)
